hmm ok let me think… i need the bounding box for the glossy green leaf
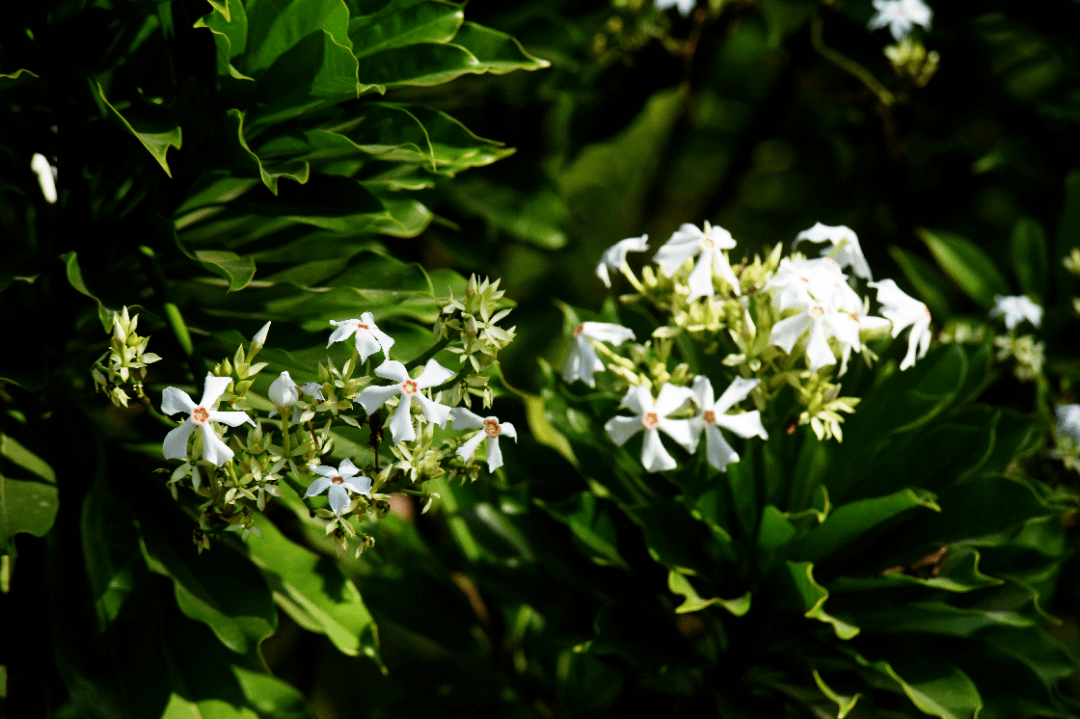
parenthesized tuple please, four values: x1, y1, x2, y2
(1009, 217, 1050, 300)
(247, 515, 382, 665)
(668, 570, 750, 616)
(782, 561, 860, 640)
(59, 251, 113, 331)
(854, 602, 1034, 637)
(93, 81, 182, 177)
(844, 649, 983, 719)
(194, 0, 252, 79)
(232, 174, 387, 232)
(81, 476, 141, 628)
(0, 434, 58, 554)
(242, 0, 353, 75)
(811, 668, 860, 719)
(139, 511, 276, 661)
(349, 0, 464, 58)
(450, 22, 550, 74)
(919, 227, 1011, 308)
(354, 42, 481, 88)
(535, 492, 629, 570)
(829, 546, 1003, 594)
(194, 249, 256, 292)
(793, 488, 939, 563)
(226, 109, 310, 195)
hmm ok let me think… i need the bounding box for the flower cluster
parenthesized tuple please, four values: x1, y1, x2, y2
(562, 220, 932, 472)
(988, 294, 1045, 383)
(138, 276, 519, 554)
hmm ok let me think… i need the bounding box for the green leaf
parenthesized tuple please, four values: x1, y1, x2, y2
(0, 434, 58, 554)
(756, 505, 796, 574)
(667, 570, 750, 616)
(349, 0, 464, 58)
(829, 546, 1003, 594)
(225, 109, 310, 195)
(843, 649, 983, 719)
(194, 0, 253, 79)
(853, 602, 1035, 637)
(242, 0, 352, 75)
(919, 227, 1011, 308)
(194, 250, 256, 292)
(139, 509, 277, 661)
(535, 492, 629, 570)
(0, 68, 39, 81)
(793, 488, 940, 563)
(59, 251, 113, 331)
(1009, 217, 1050, 301)
(781, 561, 860, 640)
(247, 515, 382, 666)
(93, 81, 182, 177)
(449, 22, 550, 74)
(232, 174, 387, 232)
(811, 668, 861, 719)
(354, 42, 481, 88)
(888, 245, 953, 319)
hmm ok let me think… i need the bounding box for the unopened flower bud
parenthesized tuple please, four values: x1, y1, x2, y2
(268, 371, 299, 408)
(251, 321, 271, 349)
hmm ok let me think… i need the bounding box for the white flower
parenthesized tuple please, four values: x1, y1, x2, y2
(562, 321, 636, 387)
(268, 371, 300, 409)
(604, 383, 695, 472)
(304, 458, 371, 516)
(596, 234, 649, 288)
(868, 0, 932, 41)
(30, 153, 57, 204)
(654, 221, 741, 301)
(765, 257, 853, 313)
(357, 359, 453, 443)
(689, 376, 768, 471)
(656, 0, 696, 16)
(327, 312, 395, 363)
(769, 302, 862, 373)
(989, 295, 1042, 331)
(162, 375, 255, 467)
(251, 321, 271, 348)
(300, 382, 325, 401)
(793, 223, 872, 281)
(869, 279, 932, 370)
(450, 407, 518, 471)
(1056, 405, 1080, 445)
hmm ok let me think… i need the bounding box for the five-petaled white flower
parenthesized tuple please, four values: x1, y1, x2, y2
(304, 459, 372, 516)
(655, 0, 696, 16)
(1056, 404, 1080, 445)
(654, 221, 741, 302)
(605, 383, 695, 472)
(450, 407, 518, 471)
(869, 279, 932, 370)
(868, 0, 932, 41)
(689, 376, 768, 471)
(596, 234, 649, 288)
(162, 375, 254, 467)
(357, 359, 453, 443)
(794, 223, 872, 281)
(989, 295, 1042, 331)
(327, 312, 395, 363)
(562, 321, 636, 387)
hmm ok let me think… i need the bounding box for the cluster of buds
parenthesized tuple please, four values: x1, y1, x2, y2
(91, 306, 162, 408)
(563, 219, 933, 473)
(101, 280, 519, 555)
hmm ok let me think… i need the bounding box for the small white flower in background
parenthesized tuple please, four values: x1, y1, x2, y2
(450, 407, 518, 471)
(562, 321, 636, 387)
(869, 279, 932, 370)
(793, 223, 873, 281)
(162, 375, 254, 467)
(989, 295, 1042, 331)
(327, 312, 395, 363)
(596, 235, 649, 288)
(868, 0, 932, 41)
(30, 153, 57, 204)
(655, 0, 696, 16)
(766, 257, 851, 313)
(654, 221, 741, 302)
(304, 458, 372, 516)
(300, 382, 325, 401)
(357, 359, 453, 443)
(605, 383, 695, 472)
(689, 376, 768, 471)
(268, 371, 300, 412)
(251, 321, 271, 349)
(769, 298, 862, 373)
(1056, 405, 1080, 445)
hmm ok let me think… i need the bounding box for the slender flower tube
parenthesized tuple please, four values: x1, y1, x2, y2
(450, 407, 518, 471)
(327, 312, 395, 363)
(162, 375, 254, 467)
(688, 376, 767, 471)
(304, 458, 372, 516)
(605, 383, 695, 472)
(357, 359, 454, 443)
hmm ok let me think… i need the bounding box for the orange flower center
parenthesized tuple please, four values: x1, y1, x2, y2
(573, 323, 584, 338)
(483, 419, 501, 438)
(402, 380, 418, 395)
(192, 407, 210, 424)
(331, 476, 344, 485)
(702, 410, 716, 425)
(357, 323, 370, 330)
(642, 412, 660, 429)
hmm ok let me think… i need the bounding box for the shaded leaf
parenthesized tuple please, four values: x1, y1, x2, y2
(668, 570, 750, 616)
(450, 21, 550, 74)
(226, 109, 310, 195)
(535, 492, 629, 570)
(919, 227, 1010, 308)
(59, 251, 113, 331)
(349, 0, 464, 58)
(0, 433, 58, 554)
(1009, 217, 1050, 301)
(93, 81, 182, 177)
(781, 561, 860, 640)
(195, 249, 257, 292)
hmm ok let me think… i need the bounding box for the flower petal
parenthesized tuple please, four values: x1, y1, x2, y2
(691, 376, 715, 412)
(620, 384, 656, 416)
(413, 393, 451, 428)
(500, 422, 518, 441)
(456, 431, 487, 463)
(713, 377, 760, 414)
(805, 321, 836, 372)
(687, 252, 716, 302)
(388, 395, 416, 443)
(604, 415, 644, 447)
(161, 387, 196, 417)
(354, 330, 383, 363)
(640, 428, 677, 472)
(374, 359, 411, 384)
(416, 359, 454, 389)
(342, 475, 372, 499)
(770, 313, 813, 353)
(337, 458, 361, 478)
(199, 375, 233, 408)
(370, 327, 395, 358)
(653, 383, 693, 416)
(304, 475, 332, 497)
(208, 411, 254, 427)
(357, 384, 402, 414)
(714, 410, 767, 439)
(327, 484, 350, 516)
(163, 420, 196, 460)
(311, 465, 336, 477)
(199, 423, 235, 467)
(705, 425, 739, 471)
(485, 436, 504, 471)
(327, 321, 358, 348)
(450, 407, 485, 430)
(658, 417, 695, 454)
